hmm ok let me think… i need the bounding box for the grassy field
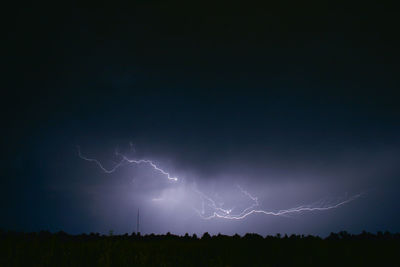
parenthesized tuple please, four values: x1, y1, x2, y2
(1, 231, 399, 266)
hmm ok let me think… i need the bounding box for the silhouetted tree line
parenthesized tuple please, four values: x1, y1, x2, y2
(0, 229, 399, 266)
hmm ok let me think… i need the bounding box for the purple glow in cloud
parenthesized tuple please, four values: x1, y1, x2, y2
(78, 146, 362, 222)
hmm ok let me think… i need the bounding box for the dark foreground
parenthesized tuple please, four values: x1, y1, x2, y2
(1, 231, 399, 267)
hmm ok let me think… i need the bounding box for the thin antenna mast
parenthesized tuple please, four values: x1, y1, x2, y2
(136, 208, 140, 234)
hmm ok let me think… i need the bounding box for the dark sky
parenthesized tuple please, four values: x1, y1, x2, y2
(1, 1, 399, 236)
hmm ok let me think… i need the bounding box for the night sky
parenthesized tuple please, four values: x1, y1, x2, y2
(2, 2, 399, 236)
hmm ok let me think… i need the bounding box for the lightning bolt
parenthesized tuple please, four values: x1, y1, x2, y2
(77, 146, 178, 181)
(78, 146, 362, 220)
(195, 186, 362, 220)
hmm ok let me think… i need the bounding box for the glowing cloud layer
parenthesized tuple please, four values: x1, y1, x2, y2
(78, 146, 361, 220)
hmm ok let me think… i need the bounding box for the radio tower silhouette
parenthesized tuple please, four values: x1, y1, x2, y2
(136, 208, 140, 235)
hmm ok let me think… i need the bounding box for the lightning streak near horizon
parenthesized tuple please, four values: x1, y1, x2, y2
(195, 186, 362, 220)
(78, 146, 362, 220)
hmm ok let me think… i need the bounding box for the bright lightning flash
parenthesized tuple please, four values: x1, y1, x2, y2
(78, 146, 362, 220)
(195, 186, 362, 220)
(77, 146, 177, 181)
